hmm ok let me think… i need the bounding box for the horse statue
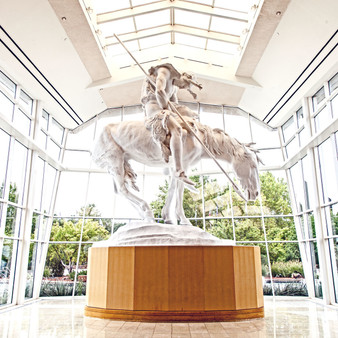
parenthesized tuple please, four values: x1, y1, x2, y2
(92, 118, 261, 225)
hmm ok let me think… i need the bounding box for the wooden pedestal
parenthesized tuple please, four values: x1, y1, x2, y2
(85, 246, 264, 322)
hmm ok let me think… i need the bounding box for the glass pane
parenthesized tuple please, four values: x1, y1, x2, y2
(122, 105, 144, 121)
(33, 158, 44, 211)
(296, 107, 304, 128)
(40, 244, 78, 296)
(199, 104, 223, 129)
(298, 127, 309, 147)
(258, 148, 283, 167)
(207, 39, 238, 54)
(324, 204, 338, 237)
(210, 16, 246, 36)
(135, 9, 170, 30)
(174, 9, 210, 29)
(99, 17, 135, 37)
(139, 33, 170, 49)
(41, 164, 57, 214)
(94, 0, 130, 14)
(86, 173, 116, 218)
(290, 162, 305, 213)
(31, 212, 40, 240)
(50, 118, 64, 144)
(328, 237, 338, 303)
(66, 124, 95, 150)
(0, 91, 14, 121)
(41, 110, 49, 130)
(37, 130, 47, 149)
(285, 137, 297, 158)
(107, 40, 139, 57)
(268, 243, 307, 296)
(235, 218, 263, 241)
(175, 32, 206, 49)
(331, 95, 338, 119)
(13, 109, 31, 136)
(214, 0, 251, 12)
(5, 206, 22, 237)
(282, 116, 295, 143)
(206, 219, 234, 240)
(54, 172, 88, 216)
(74, 243, 93, 296)
(317, 138, 338, 204)
(0, 239, 18, 306)
(63, 150, 91, 169)
(0, 71, 16, 95)
(251, 122, 280, 148)
(312, 87, 325, 111)
(8, 141, 28, 205)
(223, 110, 251, 144)
(25, 242, 38, 299)
(314, 105, 331, 133)
(301, 156, 314, 210)
(329, 73, 338, 93)
(47, 140, 61, 160)
(0, 129, 10, 199)
(19, 90, 33, 115)
(309, 241, 322, 298)
(265, 216, 296, 241)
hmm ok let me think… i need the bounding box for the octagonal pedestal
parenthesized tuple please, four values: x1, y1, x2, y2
(85, 246, 264, 322)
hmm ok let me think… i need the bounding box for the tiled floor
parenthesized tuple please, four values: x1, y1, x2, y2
(0, 297, 337, 337)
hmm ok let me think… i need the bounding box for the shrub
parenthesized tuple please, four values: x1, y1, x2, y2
(271, 260, 304, 277)
(263, 282, 308, 296)
(69, 269, 87, 281)
(43, 268, 51, 278)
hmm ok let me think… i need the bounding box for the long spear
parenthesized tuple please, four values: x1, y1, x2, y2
(113, 34, 248, 201)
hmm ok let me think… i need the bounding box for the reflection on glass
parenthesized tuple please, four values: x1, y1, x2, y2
(307, 213, 316, 239)
(309, 241, 322, 298)
(314, 105, 331, 133)
(296, 107, 304, 128)
(8, 141, 28, 205)
(0, 91, 14, 121)
(290, 162, 305, 213)
(317, 138, 338, 204)
(47, 140, 61, 160)
(40, 244, 78, 297)
(267, 243, 307, 296)
(0, 239, 17, 306)
(54, 172, 88, 216)
(285, 137, 298, 158)
(312, 87, 325, 111)
(328, 73, 338, 93)
(5, 206, 22, 237)
(0, 129, 10, 199)
(41, 110, 49, 131)
(66, 124, 95, 150)
(206, 219, 233, 240)
(25, 242, 38, 299)
(50, 118, 64, 145)
(19, 91, 33, 115)
(235, 218, 263, 241)
(0, 71, 16, 95)
(282, 116, 295, 142)
(13, 109, 31, 136)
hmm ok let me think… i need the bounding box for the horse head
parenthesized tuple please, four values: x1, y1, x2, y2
(231, 143, 262, 201)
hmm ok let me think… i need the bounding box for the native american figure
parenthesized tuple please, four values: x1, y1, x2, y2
(92, 63, 261, 225)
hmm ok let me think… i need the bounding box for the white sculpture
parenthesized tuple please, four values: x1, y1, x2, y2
(92, 119, 261, 225)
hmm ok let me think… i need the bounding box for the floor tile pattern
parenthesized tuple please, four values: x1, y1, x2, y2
(0, 297, 337, 337)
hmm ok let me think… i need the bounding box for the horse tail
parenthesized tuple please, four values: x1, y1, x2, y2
(92, 124, 140, 192)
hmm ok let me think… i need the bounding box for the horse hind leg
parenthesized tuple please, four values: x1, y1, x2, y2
(109, 161, 154, 222)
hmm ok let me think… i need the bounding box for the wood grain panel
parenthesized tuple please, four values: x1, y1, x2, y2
(134, 246, 169, 311)
(86, 247, 108, 308)
(106, 247, 135, 310)
(168, 246, 205, 311)
(203, 246, 236, 310)
(84, 305, 264, 322)
(254, 246, 264, 308)
(233, 246, 258, 310)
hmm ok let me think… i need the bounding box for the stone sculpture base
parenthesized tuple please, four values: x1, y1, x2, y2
(85, 245, 264, 322)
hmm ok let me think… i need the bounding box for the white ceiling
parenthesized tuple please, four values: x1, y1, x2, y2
(0, 0, 337, 129)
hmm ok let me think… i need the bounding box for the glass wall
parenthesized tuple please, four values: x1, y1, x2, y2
(0, 66, 337, 306)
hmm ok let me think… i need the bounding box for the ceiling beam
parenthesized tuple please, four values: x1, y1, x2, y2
(104, 24, 240, 46)
(96, 1, 248, 24)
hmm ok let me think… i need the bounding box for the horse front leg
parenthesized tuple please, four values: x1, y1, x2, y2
(175, 181, 192, 226)
(161, 173, 177, 224)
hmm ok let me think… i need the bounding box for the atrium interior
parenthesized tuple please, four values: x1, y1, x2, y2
(0, 0, 337, 336)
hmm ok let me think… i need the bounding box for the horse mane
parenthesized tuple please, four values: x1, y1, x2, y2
(195, 122, 261, 163)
